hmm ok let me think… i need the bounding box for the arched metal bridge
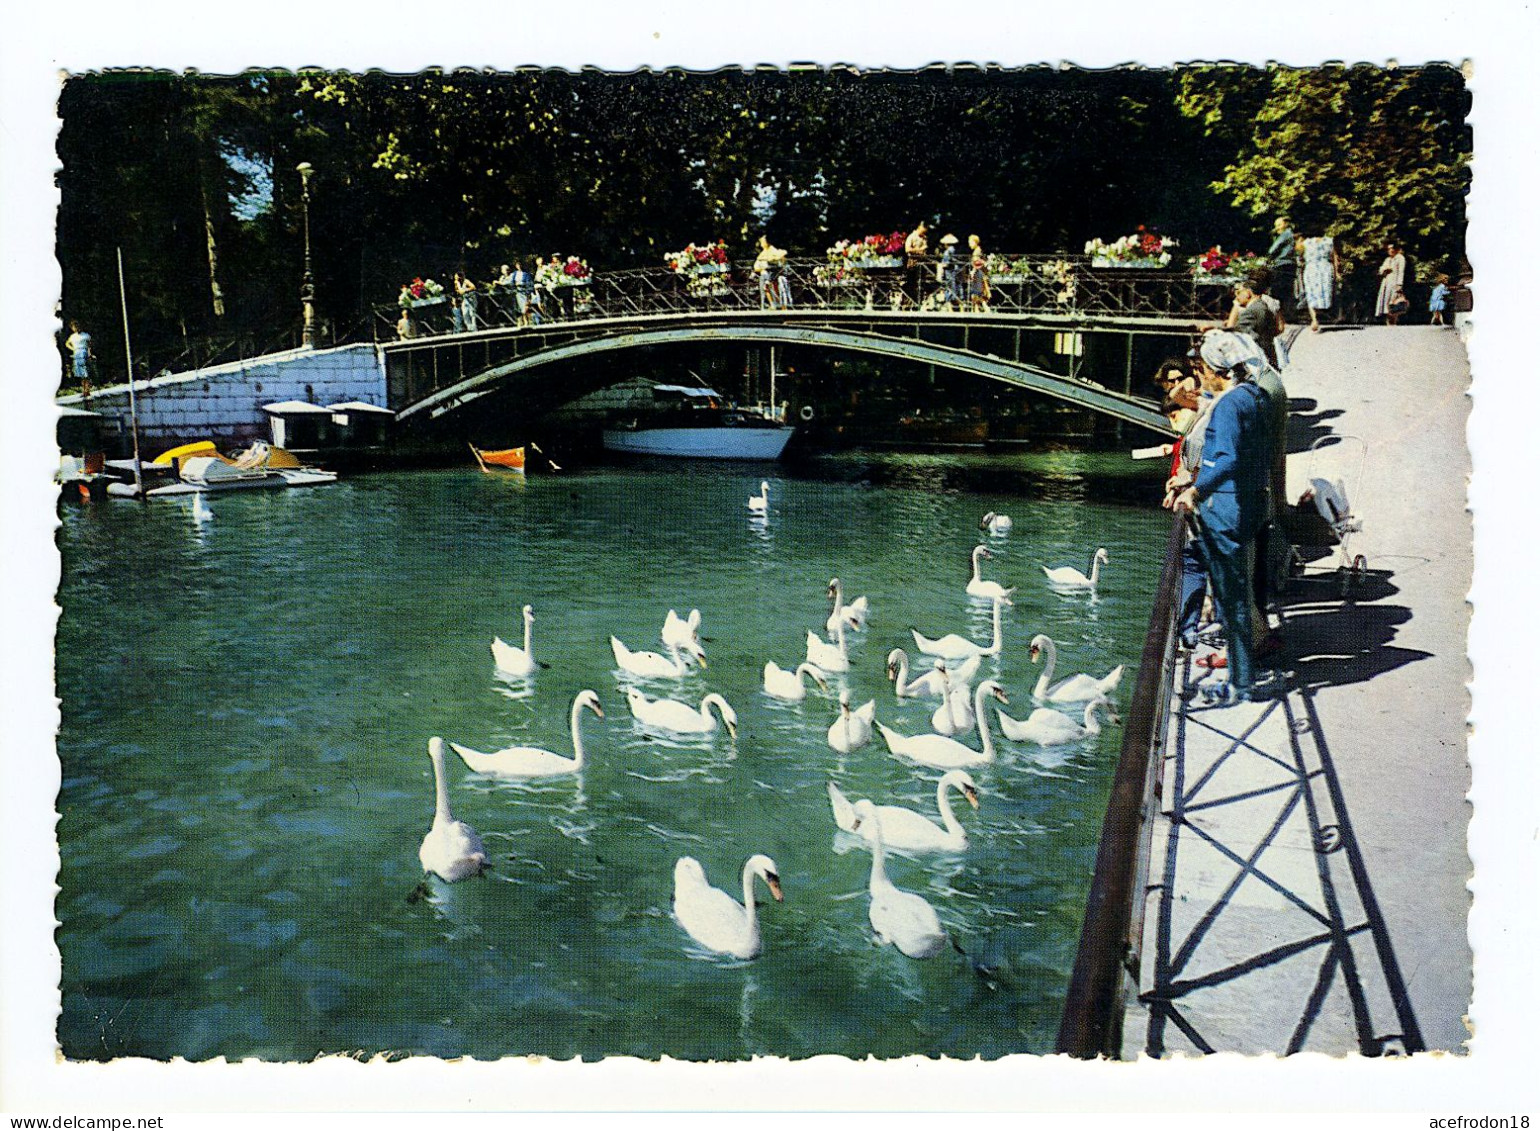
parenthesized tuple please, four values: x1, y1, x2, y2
(384, 307, 1186, 436)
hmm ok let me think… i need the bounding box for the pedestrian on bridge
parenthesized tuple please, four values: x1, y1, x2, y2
(904, 221, 929, 308)
(938, 233, 963, 310)
(967, 234, 991, 313)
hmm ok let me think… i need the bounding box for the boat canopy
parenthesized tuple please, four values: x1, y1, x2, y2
(652, 384, 721, 399)
(325, 401, 393, 415)
(262, 400, 334, 415)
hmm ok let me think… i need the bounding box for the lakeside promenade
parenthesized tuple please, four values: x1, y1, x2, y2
(1125, 324, 1472, 1056)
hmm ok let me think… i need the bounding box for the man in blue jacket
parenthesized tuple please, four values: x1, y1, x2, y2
(1173, 331, 1275, 706)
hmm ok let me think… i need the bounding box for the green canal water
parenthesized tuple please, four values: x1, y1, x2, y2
(54, 451, 1166, 1061)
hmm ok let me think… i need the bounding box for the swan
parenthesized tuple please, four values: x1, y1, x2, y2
(912, 595, 1009, 662)
(1029, 634, 1125, 703)
(747, 480, 769, 514)
(876, 680, 1009, 769)
(965, 545, 1015, 602)
(763, 660, 829, 702)
(419, 737, 489, 882)
(448, 689, 604, 778)
(826, 577, 869, 635)
(851, 800, 948, 958)
(930, 669, 976, 738)
(998, 693, 1119, 745)
(886, 649, 980, 699)
(626, 687, 737, 738)
(805, 616, 850, 674)
(661, 607, 703, 655)
(980, 511, 1012, 535)
(828, 770, 980, 853)
(611, 635, 704, 679)
(191, 491, 212, 523)
(826, 688, 876, 753)
(1043, 547, 1110, 592)
(491, 604, 537, 677)
(672, 854, 783, 959)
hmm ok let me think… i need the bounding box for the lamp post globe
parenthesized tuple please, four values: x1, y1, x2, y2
(297, 162, 316, 349)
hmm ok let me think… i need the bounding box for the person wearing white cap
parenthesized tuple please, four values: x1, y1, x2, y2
(1173, 331, 1276, 706)
(937, 234, 963, 310)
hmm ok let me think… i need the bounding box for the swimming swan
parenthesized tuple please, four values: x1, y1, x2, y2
(886, 649, 980, 699)
(826, 577, 869, 635)
(912, 595, 1009, 662)
(491, 604, 537, 677)
(763, 661, 829, 701)
(419, 737, 489, 882)
(1043, 547, 1110, 592)
(998, 693, 1118, 745)
(672, 854, 783, 959)
(747, 480, 770, 514)
(1029, 634, 1124, 703)
(930, 668, 976, 738)
(661, 607, 703, 655)
(611, 635, 704, 678)
(805, 616, 850, 674)
(851, 800, 948, 958)
(448, 690, 604, 778)
(828, 770, 980, 853)
(826, 688, 876, 753)
(979, 511, 1012, 535)
(876, 680, 1009, 769)
(965, 545, 1015, 602)
(626, 687, 737, 738)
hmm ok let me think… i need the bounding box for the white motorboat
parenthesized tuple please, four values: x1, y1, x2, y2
(141, 454, 337, 496)
(602, 384, 795, 460)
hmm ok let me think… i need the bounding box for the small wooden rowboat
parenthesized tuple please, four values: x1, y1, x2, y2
(470, 443, 525, 472)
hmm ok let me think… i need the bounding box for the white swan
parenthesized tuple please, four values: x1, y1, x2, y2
(826, 577, 869, 635)
(747, 480, 769, 514)
(826, 688, 876, 753)
(672, 854, 783, 959)
(1029, 634, 1125, 703)
(998, 693, 1118, 745)
(828, 770, 980, 853)
(912, 595, 1009, 662)
(763, 660, 829, 701)
(886, 649, 980, 699)
(851, 800, 948, 959)
(965, 545, 1015, 602)
(626, 687, 737, 738)
(661, 607, 703, 654)
(1043, 547, 1110, 592)
(930, 669, 976, 738)
(448, 689, 603, 778)
(491, 604, 537, 677)
(876, 680, 1009, 769)
(611, 635, 704, 678)
(980, 511, 1012, 535)
(419, 737, 488, 882)
(805, 616, 850, 674)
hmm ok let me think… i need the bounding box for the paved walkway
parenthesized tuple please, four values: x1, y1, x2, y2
(1125, 325, 1472, 1056)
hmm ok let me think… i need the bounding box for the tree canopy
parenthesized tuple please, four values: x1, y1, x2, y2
(54, 64, 1469, 383)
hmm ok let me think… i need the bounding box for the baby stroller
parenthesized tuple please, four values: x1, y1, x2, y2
(1290, 435, 1368, 597)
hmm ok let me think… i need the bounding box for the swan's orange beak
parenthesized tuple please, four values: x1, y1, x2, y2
(992, 687, 1009, 704)
(964, 785, 980, 810)
(1029, 644, 1041, 662)
(592, 703, 605, 719)
(767, 875, 784, 901)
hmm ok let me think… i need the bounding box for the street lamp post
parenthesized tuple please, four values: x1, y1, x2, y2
(297, 161, 316, 349)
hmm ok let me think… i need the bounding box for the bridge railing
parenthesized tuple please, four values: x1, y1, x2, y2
(378, 255, 1236, 339)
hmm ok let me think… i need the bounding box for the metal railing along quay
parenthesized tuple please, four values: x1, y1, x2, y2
(1056, 510, 1187, 1058)
(380, 255, 1237, 338)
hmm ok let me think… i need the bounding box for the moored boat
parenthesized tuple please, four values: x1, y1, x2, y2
(602, 384, 794, 460)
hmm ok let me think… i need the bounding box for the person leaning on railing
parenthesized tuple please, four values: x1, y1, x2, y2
(904, 221, 929, 308)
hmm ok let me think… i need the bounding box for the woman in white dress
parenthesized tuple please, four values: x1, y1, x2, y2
(1374, 242, 1407, 325)
(1301, 232, 1340, 334)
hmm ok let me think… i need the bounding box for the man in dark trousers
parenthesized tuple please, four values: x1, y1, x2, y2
(1174, 331, 1275, 706)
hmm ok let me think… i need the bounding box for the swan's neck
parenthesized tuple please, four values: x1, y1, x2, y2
(740, 862, 761, 929)
(702, 694, 727, 727)
(523, 614, 534, 656)
(970, 548, 985, 584)
(973, 685, 997, 759)
(1083, 699, 1104, 734)
(830, 581, 844, 613)
(1088, 554, 1102, 586)
(893, 655, 910, 696)
(1034, 639, 1058, 699)
(569, 700, 588, 770)
(830, 617, 847, 655)
(983, 600, 1005, 655)
(431, 747, 453, 825)
(937, 779, 964, 836)
(797, 663, 818, 687)
(867, 828, 891, 893)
